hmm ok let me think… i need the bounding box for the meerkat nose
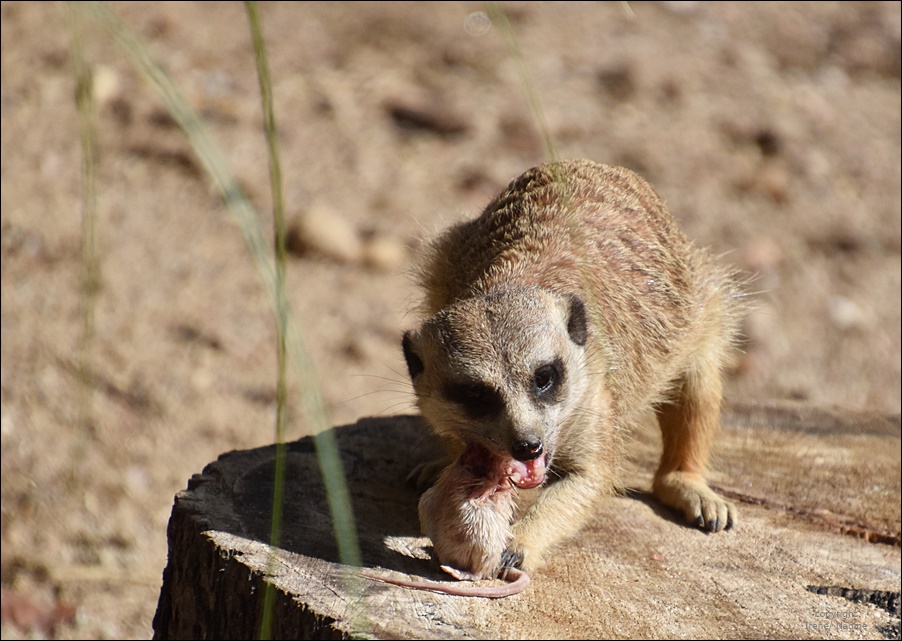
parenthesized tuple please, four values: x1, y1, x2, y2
(512, 438, 543, 461)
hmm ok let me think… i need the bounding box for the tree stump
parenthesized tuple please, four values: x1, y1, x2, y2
(152, 404, 900, 639)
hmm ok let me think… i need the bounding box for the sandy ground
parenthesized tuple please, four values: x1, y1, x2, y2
(1, 2, 899, 638)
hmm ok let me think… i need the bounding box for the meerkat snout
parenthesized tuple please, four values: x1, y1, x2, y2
(512, 438, 543, 462)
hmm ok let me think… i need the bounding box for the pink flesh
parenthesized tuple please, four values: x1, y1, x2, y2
(459, 442, 548, 490)
(505, 452, 547, 489)
(361, 567, 530, 598)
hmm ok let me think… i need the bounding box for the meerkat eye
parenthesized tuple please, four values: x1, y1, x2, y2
(533, 366, 555, 394)
(445, 382, 503, 418)
(533, 360, 563, 401)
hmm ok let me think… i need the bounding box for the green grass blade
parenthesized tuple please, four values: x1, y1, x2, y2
(245, 3, 289, 637)
(66, 1, 101, 482)
(77, 0, 363, 615)
(486, 1, 559, 164)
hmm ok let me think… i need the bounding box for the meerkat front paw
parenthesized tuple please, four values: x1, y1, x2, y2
(653, 470, 737, 533)
(500, 534, 550, 573)
(499, 547, 526, 574)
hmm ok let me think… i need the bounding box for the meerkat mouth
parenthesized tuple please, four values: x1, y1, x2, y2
(504, 454, 547, 489)
(459, 441, 548, 491)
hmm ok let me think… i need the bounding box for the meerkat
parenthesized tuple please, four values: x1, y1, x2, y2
(362, 442, 531, 598)
(401, 159, 743, 573)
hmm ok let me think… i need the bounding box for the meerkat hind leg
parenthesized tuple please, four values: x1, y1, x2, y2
(653, 355, 737, 532)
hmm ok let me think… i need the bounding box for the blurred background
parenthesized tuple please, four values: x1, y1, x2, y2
(1, 2, 899, 638)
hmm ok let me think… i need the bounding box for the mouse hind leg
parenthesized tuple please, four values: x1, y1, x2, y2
(652, 346, 737, 532)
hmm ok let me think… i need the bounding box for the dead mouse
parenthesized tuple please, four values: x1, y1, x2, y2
(363, 442, 530, 598)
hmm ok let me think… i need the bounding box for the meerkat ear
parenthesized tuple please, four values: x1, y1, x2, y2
(565, 294, 588, 346)
(402, 331, 425, 381)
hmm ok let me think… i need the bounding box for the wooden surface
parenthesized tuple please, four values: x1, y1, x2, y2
(152, 403, 901, 640)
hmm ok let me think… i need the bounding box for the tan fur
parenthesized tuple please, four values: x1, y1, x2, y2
(403, 159, 744, 572)
(418, 445, 516, 579)
(361, 443, 531, 598)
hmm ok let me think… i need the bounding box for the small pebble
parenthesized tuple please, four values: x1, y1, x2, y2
(741, 237, 783, 274)
(286, 203, 363, 264)
(92, 65, 122, 108)
(362, 234, 408, 271)
(828, 296, 868, 330)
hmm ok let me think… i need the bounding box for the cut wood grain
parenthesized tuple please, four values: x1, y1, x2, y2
(153, 405, 901, 640)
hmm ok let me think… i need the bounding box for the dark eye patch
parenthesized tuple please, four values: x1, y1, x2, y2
(445, 381, 503, 418)
(533, 358, 564, 404)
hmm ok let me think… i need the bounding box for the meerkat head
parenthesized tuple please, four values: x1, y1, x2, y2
(402, 287, 589, 489)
